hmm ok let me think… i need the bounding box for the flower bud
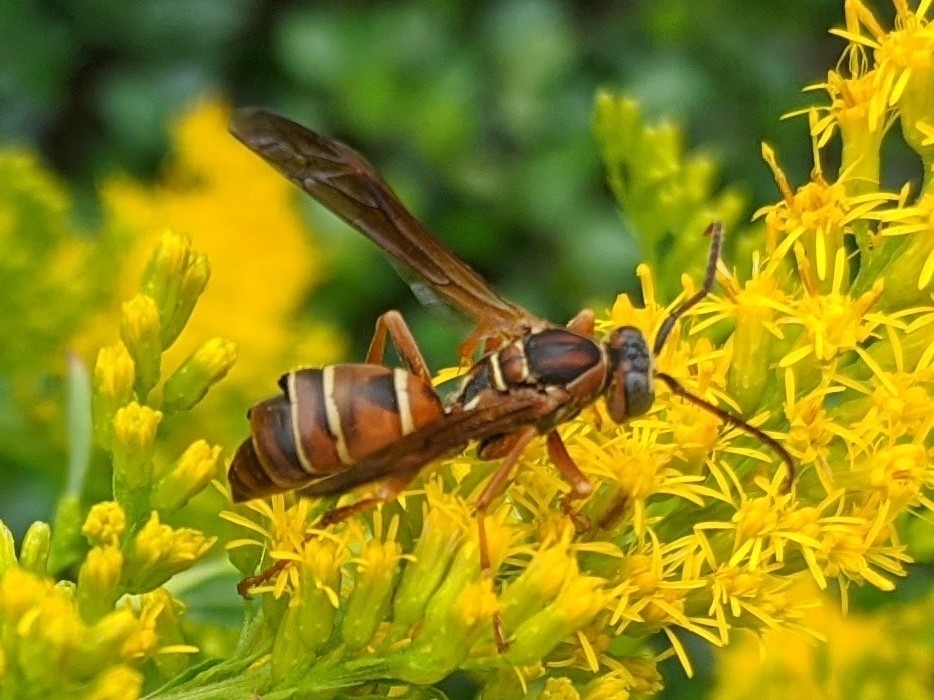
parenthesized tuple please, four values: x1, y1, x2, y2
(19, 521, 52, 576)
(91, 343, 135, 448)
(152, 440, 222, 513)
(140, 230, 191, 340)
(120, 294, 162, 398)
(341, 537, 402, 651)
(112, 403, 162, 508)
(82, 501, 127, 547)
(505, 576, 609, 666)
(0, 520, 16, 575)
(162, 338, 237, 412)
(161, 251, 210, 347)
(77, 545, 123, 621)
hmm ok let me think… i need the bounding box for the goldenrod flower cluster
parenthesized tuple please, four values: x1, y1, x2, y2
(4, 2, 934, 698)
(0, 231, 232, 698)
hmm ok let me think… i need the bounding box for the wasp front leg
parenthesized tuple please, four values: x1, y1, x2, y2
(546, 430, 593, 533)
(366, 310, 433, 384)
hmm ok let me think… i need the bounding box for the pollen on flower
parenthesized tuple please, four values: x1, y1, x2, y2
(815, 502, 910, 603)
(755, 144, 894, 287)
(783, 368, 848, 472)
(732, 496, 783, 544)
(294, 534, 348, 606)
(454, 578, 502, 628)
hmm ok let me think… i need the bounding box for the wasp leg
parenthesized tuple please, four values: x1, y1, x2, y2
(236, 558, 290, 597)
(315, 467, 420, 528)
(597, 493, 631, 530)
(565, 308, 595, 336)
(546, 430, 593, 533)
(366, 310, 433, 384)
(473, 424, 538, 653)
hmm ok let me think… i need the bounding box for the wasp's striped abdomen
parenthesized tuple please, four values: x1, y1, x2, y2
(228, 364, 444, 502)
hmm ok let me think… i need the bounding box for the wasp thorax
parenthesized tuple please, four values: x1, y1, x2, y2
(604, 326, 654, 422)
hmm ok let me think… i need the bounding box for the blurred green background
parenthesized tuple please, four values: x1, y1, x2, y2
(4, 1, 926, 695)
(3, 0, 847, 365)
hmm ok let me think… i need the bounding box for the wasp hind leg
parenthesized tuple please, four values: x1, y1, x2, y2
(314, 470, 416, 528)
(366, 310, 432, 384)
(473, 425, 538, 653)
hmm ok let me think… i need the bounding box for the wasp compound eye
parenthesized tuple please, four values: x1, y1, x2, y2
(604, 326, 654, 422)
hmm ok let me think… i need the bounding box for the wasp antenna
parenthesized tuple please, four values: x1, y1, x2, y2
(653, 221, 724, 356)
(655, 371, 797, 491)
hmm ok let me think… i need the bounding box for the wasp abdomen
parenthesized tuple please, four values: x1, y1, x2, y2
(228, 365, 444, 502)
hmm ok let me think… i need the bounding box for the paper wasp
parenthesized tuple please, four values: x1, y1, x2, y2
(227, 108, 796, 651)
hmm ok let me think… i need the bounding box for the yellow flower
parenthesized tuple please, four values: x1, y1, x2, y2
(0, 563, 157, 699)
(712, 580, 934, 700)
(86, 666, 144, 700)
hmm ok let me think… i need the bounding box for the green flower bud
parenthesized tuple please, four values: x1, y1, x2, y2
(122, 512, 215, 592)
(0, 521, 16, 576)
(162, 338, 237, 412)
(46, 494, 88, 575)
(505, 576, 609, 666)
(897, 61, 934, 170)
(341, 537, 402, 651)
(161, 251, 210, 348)
(143, 589, 195, 680)
(390, 491, 467, 640)
(388, 579, 500, 685)
(19, 521, 51, 576)
(500, 543, 576, 630)
(152, 440, 222, 513)
(72, 608, 139, 678)
(271, 604, 308, 682)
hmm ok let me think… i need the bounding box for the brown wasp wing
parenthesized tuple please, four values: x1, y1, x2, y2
(229, 107, 536, 332)
(295, 390, 556, 498)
